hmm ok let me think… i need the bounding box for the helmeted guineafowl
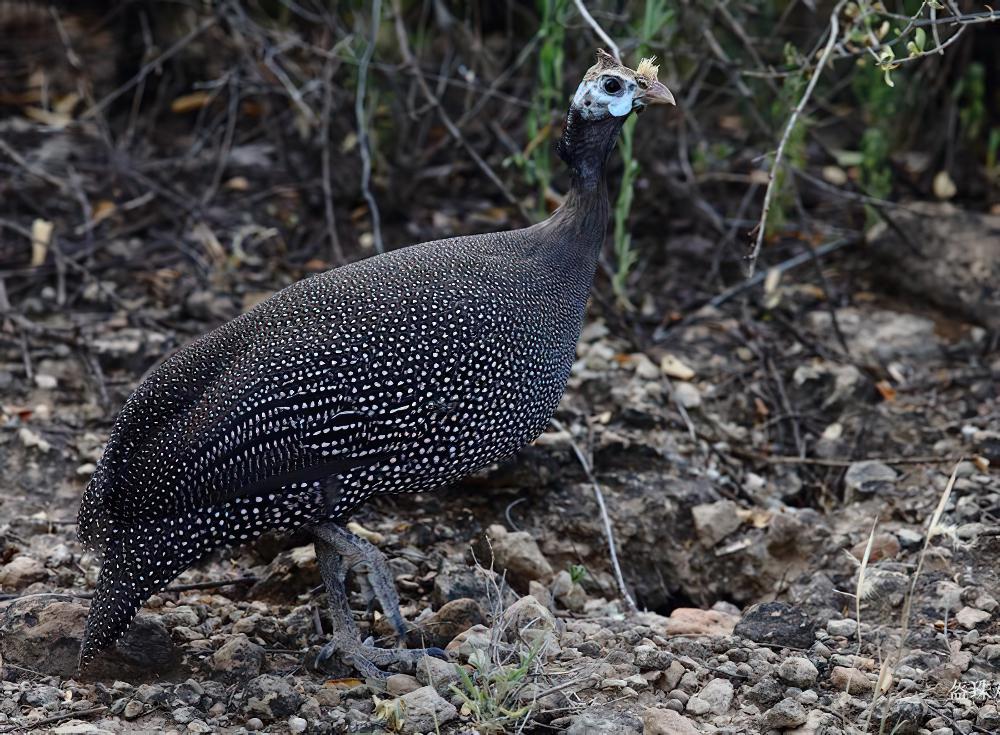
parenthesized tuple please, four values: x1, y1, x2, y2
(77, 50, 674, 678)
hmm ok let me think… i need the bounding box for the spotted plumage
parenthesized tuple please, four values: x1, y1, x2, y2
(77, 50, 674, 670)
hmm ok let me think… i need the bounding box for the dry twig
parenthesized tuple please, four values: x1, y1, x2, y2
(550, 419, 638, 615)
(745, 0, 847, 277)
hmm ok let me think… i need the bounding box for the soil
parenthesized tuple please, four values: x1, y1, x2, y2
(1, 198, 998, 734)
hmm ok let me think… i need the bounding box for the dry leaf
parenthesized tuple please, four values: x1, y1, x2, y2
(754, 397, 770, 419)
(737, 508, 773, 528)
(660, 354, 695, 381)
(933, 171, 957, 200)
(224, 176, 250, 191)
(324, 678, 365, 689)
(875, 380, 896, 402)
(171, 91, 212, 114)
(92, 200, 116, 225)
(30, 219, 53, 267)
(23, 107, 73, 127)
(191, 222, 226, 264)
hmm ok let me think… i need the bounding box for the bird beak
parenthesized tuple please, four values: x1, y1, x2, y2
(638, 80, 675, 106)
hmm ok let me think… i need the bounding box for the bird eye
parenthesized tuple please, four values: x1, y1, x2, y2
(602, 77, 622, 94)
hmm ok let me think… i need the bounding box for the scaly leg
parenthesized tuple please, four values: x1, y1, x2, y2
(311, 524, 446, 678)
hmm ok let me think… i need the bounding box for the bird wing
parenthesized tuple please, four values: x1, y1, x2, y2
(82, 277, 498, 542)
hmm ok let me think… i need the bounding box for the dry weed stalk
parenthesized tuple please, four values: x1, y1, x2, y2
(847, 461, 963, 734)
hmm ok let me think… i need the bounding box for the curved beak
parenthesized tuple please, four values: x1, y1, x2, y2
(638, 80, 675, 106)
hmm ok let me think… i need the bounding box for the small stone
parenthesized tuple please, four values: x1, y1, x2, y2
(123, 700, 144, 719)
(483, 525, 553, 592)
(656, 607, 738, 636)
(17, 427, 51, 452)
(249, 545, 321, 600)
(241, 675, 304, 721)
(826, 618, 858, 638)
(888, 697, 925, 735)
(672, 382, 701, 409)
(955, 607, 990, 629)
(445, 623, 491, 661)
(500, 595, 556, 647)
(734, 602, 817, 649)
(566, 707, 642, 735)
(245, 718, 263, 731)
(895, 528, 924, 549)
(746, 676, 785, 708)
(685, 677, 733, 716)
(415, 655, 461, 688)
(385, 674, 420, 696)
(763, 697, 808, 729)
(845, 461, 897, 496)
(417, 598, 485, 648)
(850, 532, 901, 562)
(977, 704, 1000, 732)
(173, 706, 197, 724)
(642, 707, 700, 735)
(778, 657, 819, 687)
(287, 716, 307, 733)
(34, 373, 58, 389)
(829, 665, 875, 694)
(395, 686, 458, 734)
(211, 634, 264, 681)
(550, 570, 587, 613)
(691, 501, 743, 547)
(634, 645, 672, 671)
(187, 721, 212, 733)
(24, 684, 62, 706)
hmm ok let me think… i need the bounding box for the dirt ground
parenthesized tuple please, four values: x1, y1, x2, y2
(2, 194, 999, 734)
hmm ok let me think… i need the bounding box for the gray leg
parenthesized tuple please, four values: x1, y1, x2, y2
(311, 524, 447, 678)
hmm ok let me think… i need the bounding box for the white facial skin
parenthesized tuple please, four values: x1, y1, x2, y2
(572, 73, 639, 119)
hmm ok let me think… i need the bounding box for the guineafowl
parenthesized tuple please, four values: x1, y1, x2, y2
(77, 49, 674, 678)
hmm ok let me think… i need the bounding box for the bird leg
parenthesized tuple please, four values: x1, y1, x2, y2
(311, 524, 446, 679)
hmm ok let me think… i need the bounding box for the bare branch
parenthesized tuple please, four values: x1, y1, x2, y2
(745, 0, 847, 277)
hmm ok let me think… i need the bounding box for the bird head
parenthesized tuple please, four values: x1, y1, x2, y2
(571, 49, 675, 120)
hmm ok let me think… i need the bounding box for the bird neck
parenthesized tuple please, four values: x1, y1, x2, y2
(557, 108, 627, 192)
(538, 108, 624, 269)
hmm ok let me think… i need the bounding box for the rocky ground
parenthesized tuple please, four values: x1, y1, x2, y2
(1, 204, 999, 734)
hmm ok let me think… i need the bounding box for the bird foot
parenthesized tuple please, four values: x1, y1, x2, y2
(312, 523, 410, 638)
(311, 522, 447, 679)
(314, 633, 448, 680)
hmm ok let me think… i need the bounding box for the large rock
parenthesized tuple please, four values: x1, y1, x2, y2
(0, 596, 180, 680)
(869, 202, 1000, 331)
(0, 555, 48, 589)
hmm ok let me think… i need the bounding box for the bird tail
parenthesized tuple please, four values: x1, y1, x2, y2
(79, 545, 154, 672)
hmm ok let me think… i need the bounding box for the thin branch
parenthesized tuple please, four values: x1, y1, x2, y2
(572, 0, 621, 62)
(390, 0, 530, 223)
(745, 0, 847, 277)
(551, 418, 639, 615)
(355, 0, 385, 254)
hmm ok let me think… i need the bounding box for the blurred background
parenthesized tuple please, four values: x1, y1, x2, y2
(1, 0, 998, 328)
